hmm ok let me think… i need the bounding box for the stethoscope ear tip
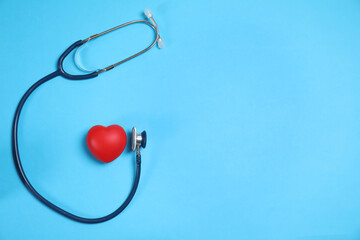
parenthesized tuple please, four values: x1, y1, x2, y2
(144, 8, 152, 18)
(157, 38, 165, 49)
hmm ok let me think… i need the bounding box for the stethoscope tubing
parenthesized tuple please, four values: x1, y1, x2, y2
(12, 15, 161, 223)
(12, 67, 142, 223)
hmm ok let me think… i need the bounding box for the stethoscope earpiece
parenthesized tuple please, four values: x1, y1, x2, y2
(131, 127, 147, 155)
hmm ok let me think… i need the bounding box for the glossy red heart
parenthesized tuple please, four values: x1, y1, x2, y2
(86, 125, 127, 163)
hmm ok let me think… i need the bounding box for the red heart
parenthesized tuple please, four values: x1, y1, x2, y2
(86, 125, 127, 163)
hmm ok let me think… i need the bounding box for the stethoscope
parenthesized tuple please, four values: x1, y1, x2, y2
(12, 9, 163, 224)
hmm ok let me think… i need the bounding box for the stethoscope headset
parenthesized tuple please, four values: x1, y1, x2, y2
(12, 9, 163, 224)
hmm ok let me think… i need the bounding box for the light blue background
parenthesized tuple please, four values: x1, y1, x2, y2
(1, 0, 360, 239)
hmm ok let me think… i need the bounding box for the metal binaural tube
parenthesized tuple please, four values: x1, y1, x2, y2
(78, 11, 162, 74)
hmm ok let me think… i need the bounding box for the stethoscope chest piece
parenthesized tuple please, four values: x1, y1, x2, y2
(131, 127, 147, 154)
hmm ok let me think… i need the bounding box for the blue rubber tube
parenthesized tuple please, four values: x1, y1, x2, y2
(11, 41, 141, 224)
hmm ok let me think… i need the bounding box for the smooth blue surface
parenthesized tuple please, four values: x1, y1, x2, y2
(1, 0, 360, 239)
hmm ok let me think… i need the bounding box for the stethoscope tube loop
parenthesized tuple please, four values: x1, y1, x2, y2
(58, 40, 99, 80)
